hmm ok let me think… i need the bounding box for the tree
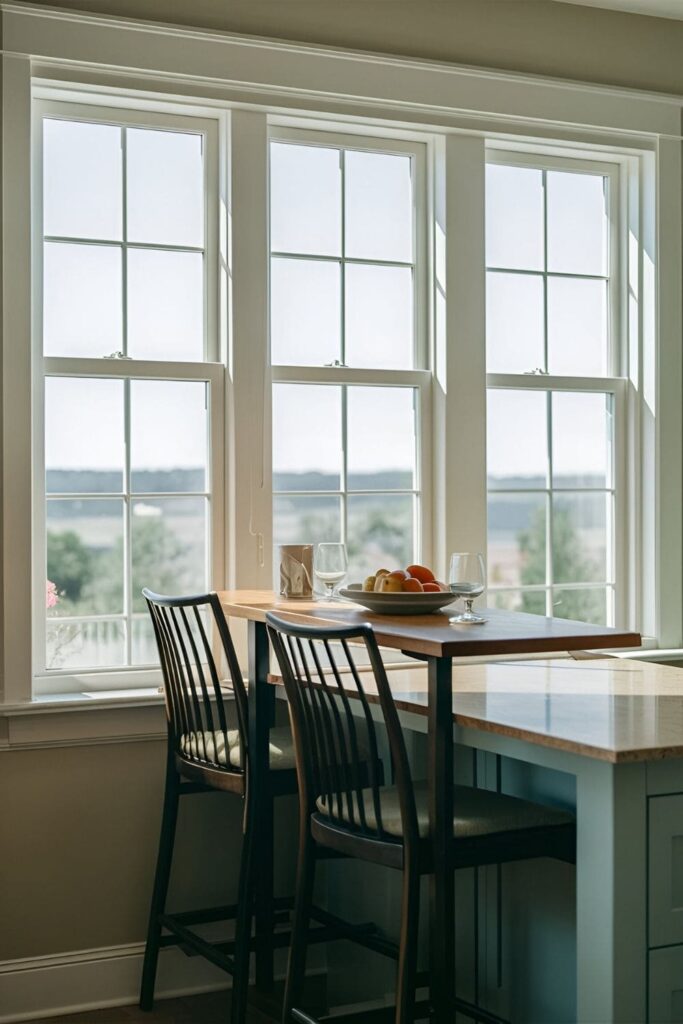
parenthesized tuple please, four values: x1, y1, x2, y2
(47, 530, 93, 603)
(518, 505, 604, 623)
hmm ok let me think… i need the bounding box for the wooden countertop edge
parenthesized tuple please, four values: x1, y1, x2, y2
(222, 597, 641, 659)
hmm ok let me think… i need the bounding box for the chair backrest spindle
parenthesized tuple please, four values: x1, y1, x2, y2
(143, 590, 249, 777)
(267, 613, 420, 849)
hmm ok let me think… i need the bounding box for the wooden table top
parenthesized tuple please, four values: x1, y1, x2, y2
(219, 590, 641, 659)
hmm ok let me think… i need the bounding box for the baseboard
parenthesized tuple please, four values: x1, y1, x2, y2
(0, 941, 232, 1023)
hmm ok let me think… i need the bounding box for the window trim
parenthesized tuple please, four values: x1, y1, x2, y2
(31, 99, 226, 693)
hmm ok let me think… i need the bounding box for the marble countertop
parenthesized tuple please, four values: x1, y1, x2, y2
(275, 657, 683, 763)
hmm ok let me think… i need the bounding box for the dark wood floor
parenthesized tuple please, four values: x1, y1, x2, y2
(25, 991, 268, 1024)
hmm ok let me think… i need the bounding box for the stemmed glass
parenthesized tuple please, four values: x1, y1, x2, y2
(315, 542, 348, 599)
(448, 552, 487, 624)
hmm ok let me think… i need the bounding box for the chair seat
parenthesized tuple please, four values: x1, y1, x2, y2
(180, 725, 296, 771)
(317, 781, 574, 839)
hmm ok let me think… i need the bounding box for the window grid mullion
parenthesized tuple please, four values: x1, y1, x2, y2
(340, 148, 347, 368)
(542, 168, 549, 374)
(124, 378, 132, 666)
(271, 250, 413, 271)
(341, 383, 348, 545)
(121, 125, 129, 358)
(546, 391, 554, 615)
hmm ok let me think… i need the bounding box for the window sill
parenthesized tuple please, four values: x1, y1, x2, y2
(0, 689, 168, 750)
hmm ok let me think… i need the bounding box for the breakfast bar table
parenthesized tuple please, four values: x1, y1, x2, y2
(219, 590, 640, 1023)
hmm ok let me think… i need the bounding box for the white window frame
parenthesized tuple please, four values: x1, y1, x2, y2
(268, 126, 433, 576)
(31, 99, 226, 694)
(483, 147, 628, 627)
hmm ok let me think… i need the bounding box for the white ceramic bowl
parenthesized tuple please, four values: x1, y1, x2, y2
(338, 583, 456, 616)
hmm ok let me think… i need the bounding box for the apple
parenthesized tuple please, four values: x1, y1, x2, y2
(377, 574, 403, 593)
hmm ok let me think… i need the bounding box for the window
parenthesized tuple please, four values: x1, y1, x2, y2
(269, 131, 429, 582)
(35, 104, 224, 684)
(485, 154, 622, 625)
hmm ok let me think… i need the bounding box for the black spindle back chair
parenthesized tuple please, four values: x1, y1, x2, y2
(141, 590, 296, 1024)
(267, 613, 420, 860)
(267, 611, 576, 1024)
(145, 589, 249, 782)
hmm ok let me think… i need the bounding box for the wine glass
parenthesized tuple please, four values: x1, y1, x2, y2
(448, 552, 487, 624)
(315, 542, 348, 599)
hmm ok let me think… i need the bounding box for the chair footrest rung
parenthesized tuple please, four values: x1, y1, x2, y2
(309, 906, 398, 960)
(166, 903, 239, 925)
(158, 914, 235, 975)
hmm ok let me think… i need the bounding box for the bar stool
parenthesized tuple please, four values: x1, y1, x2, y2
(266, 612, 576, 1024)
(139, 590, 299, 1024)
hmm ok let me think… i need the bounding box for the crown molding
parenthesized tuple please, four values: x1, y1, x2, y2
(0, 0, 682, 142)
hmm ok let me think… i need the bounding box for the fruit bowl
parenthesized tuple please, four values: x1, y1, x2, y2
(339, 583, 456, 616)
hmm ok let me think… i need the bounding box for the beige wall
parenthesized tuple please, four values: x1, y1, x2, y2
(0, 740, 243, 959)
(18, 0, 683, 96)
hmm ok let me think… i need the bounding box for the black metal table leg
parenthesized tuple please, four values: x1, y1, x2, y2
(248, 619, 276, 993)
(428, 654, 455, 1023)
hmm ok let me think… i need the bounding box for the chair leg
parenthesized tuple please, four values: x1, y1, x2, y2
(395, 858, 420, 1024)
(231, 800, 257, 1024)
(140, 759, 181, 1011)
(282, 829, 316, 1024)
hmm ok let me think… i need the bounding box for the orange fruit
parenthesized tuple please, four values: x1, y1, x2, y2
(422, 582, 440, 592)
(406, 564, 436, 585)
(402, 578, 424, 593)
(387, 569, 410, 580)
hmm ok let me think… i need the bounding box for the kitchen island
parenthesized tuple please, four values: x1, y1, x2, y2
(364, 655, 683, 1024)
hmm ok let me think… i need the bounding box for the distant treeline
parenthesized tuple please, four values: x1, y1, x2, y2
(46, 469, 606, 530)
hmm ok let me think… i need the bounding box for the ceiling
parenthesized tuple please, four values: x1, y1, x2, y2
(556, 0, 683, 18)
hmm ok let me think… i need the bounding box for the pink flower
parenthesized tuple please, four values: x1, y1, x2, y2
(46, 580, 59, 609)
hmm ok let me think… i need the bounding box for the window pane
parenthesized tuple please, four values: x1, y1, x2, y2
(44, 242, 122, 358)
(488, 493, 547, 589)
(487, 390, 548, 489)
(46, 378, 125, 493)
(43, 119, 122, 240)
(47, 498, 124, 616)
(490, 589, 547, 616)
(131, 497, 207, 612)
(347, 387, 416, 490)
(46, 619, 126, 671)
(485, 164, 544, 272)
(127, 249, 203, 361)
(127, 128, 204, 247)
(270, 258, 341, 366)
(486, 272, 544, 374)
(131, 380, 208, 493)
(273, 384, 342, 491)
(552, 392, 611, 489)
(552, 493, 609, 584)
(347, 494, 414, 581)
(270, 143, 341, 257)
(273, 495, 341, 546)
(547, 171, 607, 277)
(345, 264, 413, 369)
(131, 616, 158, 667)
(345, 150, 412, 263)
(551, 587, 607, 626)
(547, 277, 608, 376)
